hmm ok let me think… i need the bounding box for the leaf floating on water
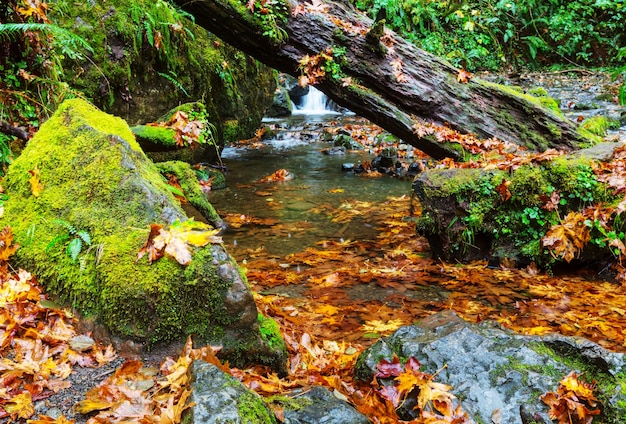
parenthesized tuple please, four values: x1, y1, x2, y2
(257, 169, 293, 183)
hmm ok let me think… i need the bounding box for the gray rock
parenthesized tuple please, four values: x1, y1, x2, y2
(266, 85, 293, 118)
(355, 311, 626, 424)
(333, 134, 364, 150)
(187, 361, 277, 424)
(281, 386, 370, 424)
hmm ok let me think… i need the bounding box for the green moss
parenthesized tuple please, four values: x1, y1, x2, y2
(580, 115, 620, 137)
(528, 342, 626, 423)
(0, 99, 255, 352)
(237, 391, 277, 424)
(50, 0, 275, 142)
(265, 395, 313, 412)
(258, 314, 287, 353)
(416, 146, 622, 266)
(155, 161, 224, 227)
(131, 125, 178, 147)
(482, 80, 564, 117)
(222, 119, 242, 142)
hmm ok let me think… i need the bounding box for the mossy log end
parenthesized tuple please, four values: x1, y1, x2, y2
(174, 0, 589, 159)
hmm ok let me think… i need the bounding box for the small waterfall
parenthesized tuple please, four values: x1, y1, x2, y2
(292, 86, 339, 115)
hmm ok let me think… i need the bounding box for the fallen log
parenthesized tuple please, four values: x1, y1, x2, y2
(174, 0, 590, 159)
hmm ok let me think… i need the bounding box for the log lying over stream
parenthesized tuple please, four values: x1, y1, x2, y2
(173, 0, 589, 159)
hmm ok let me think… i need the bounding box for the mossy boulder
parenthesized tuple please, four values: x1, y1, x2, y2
(132, 102, 221, 164)
(51, 0, 276, 141)
(0, 99, 286, 369)
(413, 142, 626, 267)
(154, 160, 225, 229)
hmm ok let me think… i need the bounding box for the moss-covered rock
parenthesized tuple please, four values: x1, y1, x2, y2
(0, 99, 285, 369)
(51, 0, 276, 141)
(154, 160, 225, 230)
(186, 361, 277, 424)
(580, 115, 621, 137)
(413, 142, 625, 267)
(132, 102, 222, 164)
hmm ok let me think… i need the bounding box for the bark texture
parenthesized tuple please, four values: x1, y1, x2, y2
(174, 0, 588, 159)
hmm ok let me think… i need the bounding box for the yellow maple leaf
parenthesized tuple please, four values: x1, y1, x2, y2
(5, 392, 35, 419)
(560, 372, 597, 401)
(26, 414, 75, 424)
(361, 319, 404, 334)
(28, 167, 43, 197)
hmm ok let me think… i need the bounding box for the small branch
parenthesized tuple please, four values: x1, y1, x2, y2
(0, 120, 29, 141)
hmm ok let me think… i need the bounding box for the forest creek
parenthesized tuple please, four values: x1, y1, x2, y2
(2, 71, 626, 424)
(3, 0, 626, 422)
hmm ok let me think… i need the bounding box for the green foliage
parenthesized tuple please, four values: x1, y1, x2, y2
(46, 219, 92, 263)
(242, 0, 289, 44)
(0, 5, 91, 137)
(352, 0, 626, 71)
(0, 134, 14, 174)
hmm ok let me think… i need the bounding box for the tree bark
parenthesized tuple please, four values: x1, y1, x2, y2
(174, 0, 588, 159)
(0, 120, 28, 142)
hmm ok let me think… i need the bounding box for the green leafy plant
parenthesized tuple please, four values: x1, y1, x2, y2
(242, 0, 289, 44)
(0, 2, 92, 142)
(46, 219, 92, 263)
(352, 0, 626, 71)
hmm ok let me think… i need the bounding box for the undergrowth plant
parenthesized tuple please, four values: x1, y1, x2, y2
(46, 219, 92, 263)
(0, 0, 92, 161)
(353, 0, 626, 71)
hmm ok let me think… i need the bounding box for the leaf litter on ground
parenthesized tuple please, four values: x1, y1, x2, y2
(2, 114, 625, 422)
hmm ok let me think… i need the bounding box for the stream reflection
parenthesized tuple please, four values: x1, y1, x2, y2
(208, 115, 414, 258)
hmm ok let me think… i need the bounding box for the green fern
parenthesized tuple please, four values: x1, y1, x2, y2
(157, 71, 189, 97)
(0, 23, 93, 60)
(46, 219, 92, 263)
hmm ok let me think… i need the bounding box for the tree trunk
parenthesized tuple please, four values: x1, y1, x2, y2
(174, 0, 588, 159)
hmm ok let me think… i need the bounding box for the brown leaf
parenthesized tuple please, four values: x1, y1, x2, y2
(496, 178, 512, 202)
(136, 224, 165, 264)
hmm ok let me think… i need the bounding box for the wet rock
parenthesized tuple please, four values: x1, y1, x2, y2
(334, 133, 365, 150)
(266, 85, 293, 118)
(342, 163, 355, 172)
(355, 311, 626, 424)
(281, 73, 309, 106)
(323, 146, 347, 155)
(186, 361, 277, 424)
(280, 386, 370, 424)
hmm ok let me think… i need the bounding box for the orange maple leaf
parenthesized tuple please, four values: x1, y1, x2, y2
(457, 69, 472, 83)
(496, 178, 512, 202)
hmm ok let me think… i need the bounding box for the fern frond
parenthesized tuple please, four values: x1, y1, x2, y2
(77, 230, 91, 246)
(144, 21, 154, 48)
(157, 72, 189, 97)
(0, 23, 93, 57)
(67, 237, 82, 262)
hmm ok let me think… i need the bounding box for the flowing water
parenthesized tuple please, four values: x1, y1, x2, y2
(208, 113, 413, 258)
